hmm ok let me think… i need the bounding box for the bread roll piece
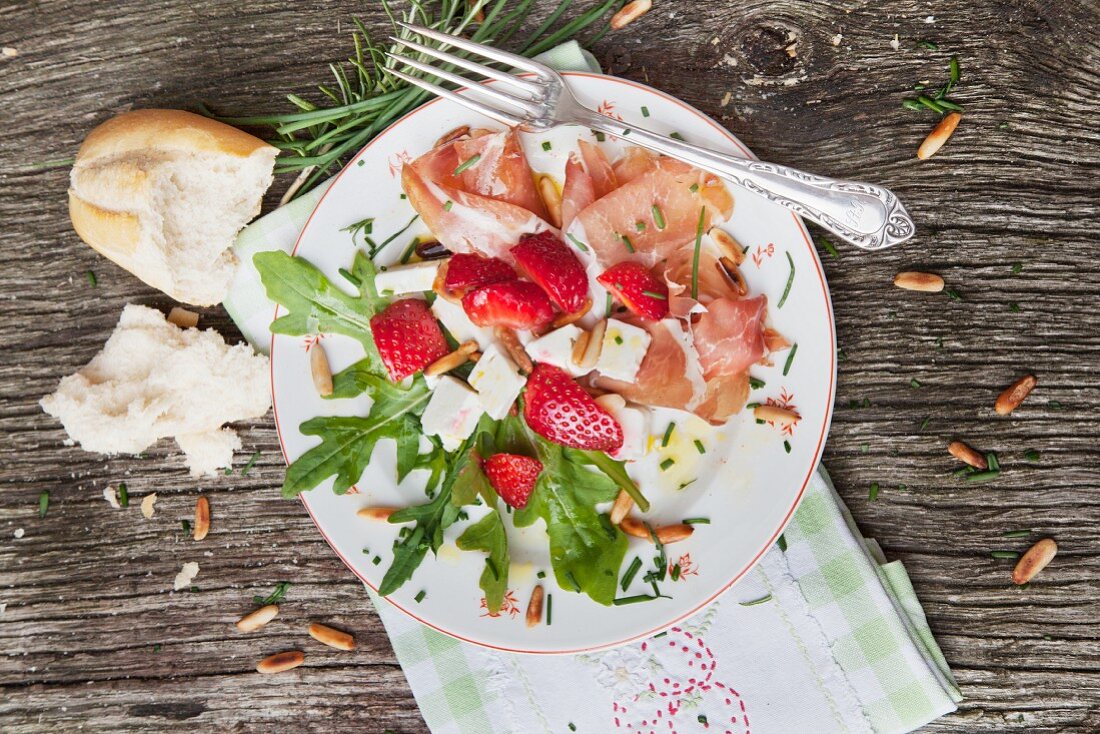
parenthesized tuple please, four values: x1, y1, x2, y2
(69, 109, 278, 306)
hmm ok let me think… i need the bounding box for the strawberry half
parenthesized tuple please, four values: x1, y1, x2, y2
(482, 453, 542, 509)
(370, 298, 450, 381)
(443, 252, 515, 298)
(511, 231, 589, 313)
(462, 280, 555, 330)
(524, 363, 624, 452)
(597, 261, 669, 320)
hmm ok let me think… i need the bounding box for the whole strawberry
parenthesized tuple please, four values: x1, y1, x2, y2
(524, 363, 624, 452)
(482, 453, 543, 509)
(443, 252, 516, 298)
(512, 231, 589, 313)
(462, 280, 555, 330)
(597, 261, 669, 320)
(370, 298, 450, 381)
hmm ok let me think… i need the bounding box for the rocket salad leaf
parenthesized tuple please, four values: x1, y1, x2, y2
(456, 510, 510, 614)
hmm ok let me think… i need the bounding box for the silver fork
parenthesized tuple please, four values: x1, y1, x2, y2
(386, 23, 915, 250)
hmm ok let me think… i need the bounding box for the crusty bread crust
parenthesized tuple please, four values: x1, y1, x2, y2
(68, 190, 142, 258)
(76, 109, 276, 163)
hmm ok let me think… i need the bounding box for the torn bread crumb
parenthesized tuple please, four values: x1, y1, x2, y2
(103, 486, 120, 508)
(140, 493, 158, 519)
(174, 561, 199, 590)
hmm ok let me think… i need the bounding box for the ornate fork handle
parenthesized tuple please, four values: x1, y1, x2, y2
(574, 108, 914, 250)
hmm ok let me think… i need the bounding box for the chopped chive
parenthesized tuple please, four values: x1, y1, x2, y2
(613, 594, 659, 605)
(414, 589, 426, 603)
(937, 99, 964, 112)
(869, 482, 880, 501)
(153, 644, 162, 652)
(739, 594, 772, 607)
(641, 105, 650, 117)
(659, 458, 675, 471)
(1024, 449, 1040, 462)
(541, 141, 552, 151)
(902, 99, 926, 111)
(910, 378, 923, 388)
(118, 482, 129, 508)
(669, 132, 685, 141)
(338, 267, 362, 287)
(568, 725, 576, 732)
(698, 715, 709, 725)
(919, 415, 932, 431)
(691, 206, 706, 299)
(38, 491, 49, 518)
(777, 534, 787, 551)
(614, 335, 623, 345)
(661, 422, 675, 447)
(224, 467, 233, 475)
(682, 517, 710, 525)
(619, 233, 635, 252)
(622, 128, 631, 136)
(241, 451, 261, 476)
(399, 238, 419, 264)
(749, 376, 765, 389)
(86, 270, 97, 287)
(953, 466, 976, 478)
(453, 154, 481, 175)
(990, 550, 1020, 560)
(566, 232, 589, 252)
(651, 204, 666, 230)
(819, 237, 839, 258)
(1003, 529, 1033, 538)
(399, 192, 407, 199)
(670, 564, 681, 581)
(443, 200, 453, 211)
(916, 95, 947, 113)
(998, 122, 1011, 130)
(372, 555, 382, 565)
(621, 557, 643, 591)
(777, 251, 795, 308)
(536, 570, 546, 579)
(1048, 400, 1063, 410)
(635, 220, 646, 231)
(565, 571, 581, 592)
(986, 453, 1001, 472)
(917, 39, 939, 50)
(1009, 302, 1020, 313)
(689, 183, 699, 193)
(546, 593, 553, 625)
(181, 519, 191, 533)
(678, 479, 697, 491)
(693, 439, 706, 454)
(783, 343, 798, 376)
(594, 131, 606, 142)
(949, 56, 961, 84)
(784, 440, 792, 454)
(641, 290, 667, 299)
(964, 470, 1002, 483)
(357, 159, 365, 167)
(946, 287, 962, 300)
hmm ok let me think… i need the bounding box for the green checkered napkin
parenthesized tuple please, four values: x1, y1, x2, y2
(225, 41, 960, 734)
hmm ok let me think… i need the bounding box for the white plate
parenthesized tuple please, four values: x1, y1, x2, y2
(270, 72, 836, 654)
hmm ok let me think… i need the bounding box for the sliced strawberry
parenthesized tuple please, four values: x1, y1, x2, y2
(370, 298, 450, 381)
(597, 261, 670, 320)
(482, 453, 542, 509)
(511, 231, 589, 313)
(442, 252, 515, 298)
(523, 363, 624, 452)
(462, 280, 555, 330)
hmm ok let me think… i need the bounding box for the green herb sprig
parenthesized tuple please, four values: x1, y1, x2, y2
(902, 54, 963, 114)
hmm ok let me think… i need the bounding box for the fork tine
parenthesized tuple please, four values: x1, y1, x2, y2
(387, 67, 524, 128)
(391, 36, 543, 97)
(397, 21, 555, 78)
(387, 53, 541, 117)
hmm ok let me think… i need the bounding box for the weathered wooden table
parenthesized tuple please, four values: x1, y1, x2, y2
(2, 1, 1098, 732)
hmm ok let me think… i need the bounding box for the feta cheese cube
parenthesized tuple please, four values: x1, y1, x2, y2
(419, 375, 484, 451)
(468, 344, 526, 419)
(374, 260, 440, 296)
(430, 296, 495, 348)
(524, 324, 588, 376)
(595, 318, 651, 382)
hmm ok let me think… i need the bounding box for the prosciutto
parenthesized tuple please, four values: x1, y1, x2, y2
(561, 139, 618, 230)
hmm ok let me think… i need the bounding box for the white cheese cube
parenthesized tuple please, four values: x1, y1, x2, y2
(419, 375, 484, 451)
(375, 260, 440, 296)
(525, 324, 588, 377)
(594, 393, 649, 461)
(468, 344, 526, 419)
(595, 318, 651, 383)
(430, 296, 495, 348)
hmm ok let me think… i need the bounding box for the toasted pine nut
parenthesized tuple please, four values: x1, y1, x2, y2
(578, 319, 606, 369)
(716, 257, 748, 297)
(995, 374, 1037, 416)
(308, 622, 356, 651)
(468, 350, 481, 362)
(708, 227, 744, 265)
(754, 404, 801, 426)
(357, 506, 397, 521)
(167, 307, 199, 329)
(432, 261, 460, 303)
(425, 340, 478, 377)
(552, 298, 593, 328)
(495, 328, 533, 375)
(526, 585, 544, 628)
(193, 496, 210, 541)
(236, 604, 279, 633)
(947, 440, 987, 469)
(571, 329, 591, 367)
(1012, 538, 1057, 585)
(256, 650, 304, 674)
(310, 344, 334, 397)
(611, 0, 652, 29)
(434, 124, 470, 148)
(537, 175, 563, 228)
(620, 517, 694, 544)
(893, 271, 945, 292)
(917, 111, 962, 160)
(609, 489, 634, 526)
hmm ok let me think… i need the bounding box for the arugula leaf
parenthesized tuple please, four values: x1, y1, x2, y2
(254, 250, 386, 363)
(282, 376, 431, 497)
(448, 415, 498, 507)
(379, 478, 463, 596)
(568, 448, 649, 512)
(456, 510, 510, 613)
(514, 429, 627, 606)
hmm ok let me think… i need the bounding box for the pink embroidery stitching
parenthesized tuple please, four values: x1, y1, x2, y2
(750, 243, 775, 268)
(764, 388, 800, 437)
(479, 590, 520, 618)
(388, 150, 412, 178)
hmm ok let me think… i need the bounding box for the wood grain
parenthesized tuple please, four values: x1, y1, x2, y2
(2, 1, 1099, 731)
